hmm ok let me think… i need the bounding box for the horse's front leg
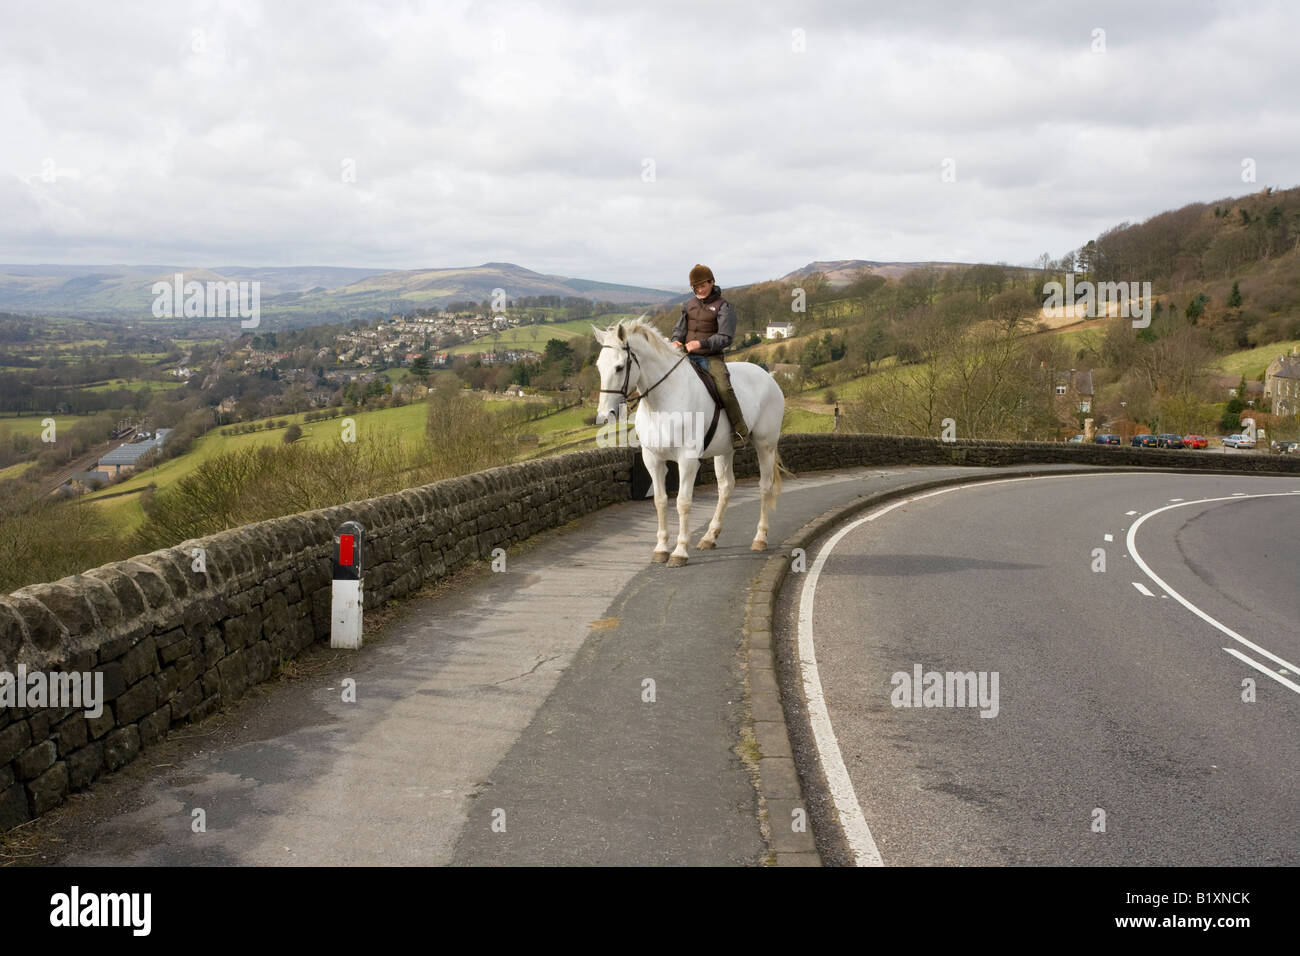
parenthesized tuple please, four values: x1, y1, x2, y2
(697, 451, 735, 549)
(667, 456, 701, 567)
(646, 450, 671, 562)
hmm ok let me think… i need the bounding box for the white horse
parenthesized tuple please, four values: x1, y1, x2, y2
(593, 317, 787, 566)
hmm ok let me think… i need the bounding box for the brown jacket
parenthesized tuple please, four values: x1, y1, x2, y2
(671, 287, 737, 356)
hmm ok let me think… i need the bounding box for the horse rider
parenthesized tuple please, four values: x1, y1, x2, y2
(669, 264, 750, 449)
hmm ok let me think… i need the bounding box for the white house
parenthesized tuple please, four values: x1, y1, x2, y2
(766, 321, 794, 339)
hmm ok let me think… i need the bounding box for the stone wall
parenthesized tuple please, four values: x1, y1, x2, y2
(2, 434, 1297, 832)
(0, 448, 631, 831)
(753, 434, 1300, 476)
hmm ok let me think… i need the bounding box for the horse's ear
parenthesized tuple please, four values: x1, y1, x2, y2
(591, 324, 606, 344)
(616, 323, 626, 341)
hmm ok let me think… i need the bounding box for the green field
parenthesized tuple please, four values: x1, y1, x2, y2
(802, 359, 912, 403)
(782, 407, 836, 433)
(445, 315, 639, 356)
(1215, 339, 1300, 380)
(0, 414, 70, 438)
(82, 402, 433, 533)
(0, 460, 33, 481)
(1049, 325, 1105, 356)
(85, 402, 430, 505)
(80, 378, 185, 393)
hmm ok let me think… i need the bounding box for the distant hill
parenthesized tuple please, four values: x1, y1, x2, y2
(0, 261, 679, 319)
(779, 259, 973, 287)
(304, 262, 677, 310)
(0, 264, 385, 316)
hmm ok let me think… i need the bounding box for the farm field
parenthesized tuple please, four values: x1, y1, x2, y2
(444, 315, 640, 355)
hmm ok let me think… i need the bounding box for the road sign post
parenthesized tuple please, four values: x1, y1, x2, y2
(331, 521, 364, 649)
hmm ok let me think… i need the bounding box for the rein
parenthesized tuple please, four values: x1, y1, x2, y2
(599, 338, 688, 411)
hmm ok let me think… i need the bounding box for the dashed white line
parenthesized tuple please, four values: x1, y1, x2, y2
(1103, 533, 1114, 542)
(1126, 493, 1300, 695)
(1132, 582, 1155, 597)
(1125, 510, 1138, 515)
(1221, 647, 1300, 694)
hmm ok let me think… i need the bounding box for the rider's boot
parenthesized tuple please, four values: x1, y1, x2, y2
(709, 356, 750, 449)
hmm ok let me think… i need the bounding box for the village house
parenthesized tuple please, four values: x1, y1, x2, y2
(766, 321, 794, 339)
(1264, 347, 1300, 415)
(1052, 369, 1095, 416)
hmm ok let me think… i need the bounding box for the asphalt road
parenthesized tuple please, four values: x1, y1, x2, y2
(782, 472, 1300, 866)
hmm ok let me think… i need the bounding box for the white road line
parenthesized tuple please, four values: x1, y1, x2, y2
(1221, 647, 1300, 694)
(1126, 510, 1138, 515)
(798, 514, 896, 867)
(1126, 494, 1300, 694)
(1103, 533, 1113, 542)
(1132, 582, 1155, 597)
(1170, 498, 1184, 502)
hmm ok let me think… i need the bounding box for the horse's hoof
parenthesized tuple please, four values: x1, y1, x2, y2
(666, 554, 689, 567)
(696, 538, 716, 549)
(651, 551, 670, 563)
(750, 540, 767, 551)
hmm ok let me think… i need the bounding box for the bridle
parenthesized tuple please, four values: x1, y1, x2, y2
(599, 337, 688, 411)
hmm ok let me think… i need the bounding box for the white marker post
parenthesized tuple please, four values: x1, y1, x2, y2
(331, 521, 364, 649)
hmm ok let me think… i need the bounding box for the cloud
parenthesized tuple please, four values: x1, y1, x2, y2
(1, 0, 1297, 289)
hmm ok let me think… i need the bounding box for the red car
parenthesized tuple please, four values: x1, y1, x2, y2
(1183, 434, 1208, 449)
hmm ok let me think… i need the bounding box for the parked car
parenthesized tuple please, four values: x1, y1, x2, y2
(1156, 434, 1184, 448)
(1131, 434, 1159, 447)
(1271, 440, 1299, 455)
(1068, 434, 1084, 443)
(1094, 433, 1121, 445)
(1222, 434, 1256, 448)
(1183, 434, 1208, 449)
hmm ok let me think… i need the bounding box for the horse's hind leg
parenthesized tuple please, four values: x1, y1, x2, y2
(751, 441, 778, 551)
(697, 452, 735, 549)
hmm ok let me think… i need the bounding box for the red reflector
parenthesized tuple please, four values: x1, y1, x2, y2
(338, 534, 354, 566)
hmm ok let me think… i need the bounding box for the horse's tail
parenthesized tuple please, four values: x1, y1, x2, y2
(769, 445, 794, 505)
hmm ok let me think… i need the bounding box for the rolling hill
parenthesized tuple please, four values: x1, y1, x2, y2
(0, 261, 679, 320)
(778, 259, 975, 286)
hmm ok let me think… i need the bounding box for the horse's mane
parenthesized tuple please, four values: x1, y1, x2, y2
(615, 315, 675, 357)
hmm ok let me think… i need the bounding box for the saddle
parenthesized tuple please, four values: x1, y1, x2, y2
(688, 359, 725, 450)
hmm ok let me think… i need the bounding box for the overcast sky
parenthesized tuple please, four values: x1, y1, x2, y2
(2, 0, 1297, 290)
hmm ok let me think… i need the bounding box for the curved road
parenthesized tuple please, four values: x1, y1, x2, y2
(783, 472, 1300, 866)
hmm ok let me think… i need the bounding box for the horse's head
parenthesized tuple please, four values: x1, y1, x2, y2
(592, 321, 633, 425)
